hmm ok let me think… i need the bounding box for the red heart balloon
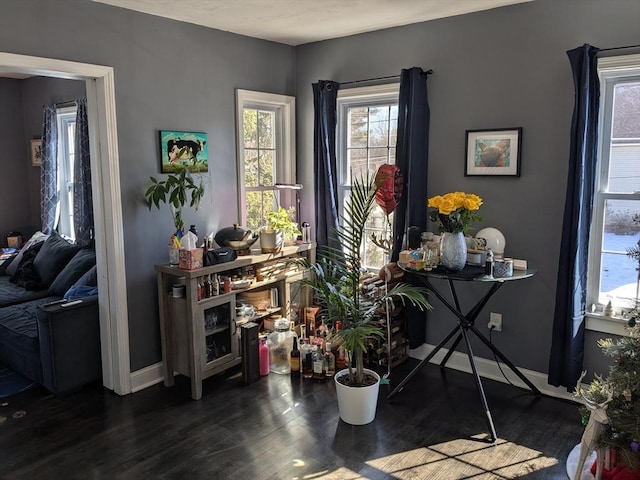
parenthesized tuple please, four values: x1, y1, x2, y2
(374, 164, 403, 215)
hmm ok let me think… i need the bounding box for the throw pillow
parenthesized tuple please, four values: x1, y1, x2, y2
(9, 241, 45, 290)
(48, 248, 96, 296)
(4, 231, 49, 278)
(33, 231, 82, 287)
(75, 264, 98, 287)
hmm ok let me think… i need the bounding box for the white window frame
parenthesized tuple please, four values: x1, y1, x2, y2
(56, 106, 77, 241)
(586, 54, 640, 336)
(235, 89, 296, 227)
(337, 83, 399, 270)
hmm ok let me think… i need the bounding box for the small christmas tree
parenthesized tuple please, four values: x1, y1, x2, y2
(592, 318, 640, 472)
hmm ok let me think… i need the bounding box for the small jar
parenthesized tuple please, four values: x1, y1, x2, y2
(493, 258, 513, 278)
(267, 318, 297, 374)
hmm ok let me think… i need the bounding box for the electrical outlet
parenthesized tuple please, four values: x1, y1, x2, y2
(488, 312, 502, 332)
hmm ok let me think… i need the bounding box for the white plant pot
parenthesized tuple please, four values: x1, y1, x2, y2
(334, 368, 381, 425)
(260, 229, 283, 253)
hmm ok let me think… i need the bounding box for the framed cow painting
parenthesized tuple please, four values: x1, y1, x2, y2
(159, 130, 208, 173)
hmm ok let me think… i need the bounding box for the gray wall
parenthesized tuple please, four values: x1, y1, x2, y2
(0, 0, 638, 380)
(0, 79, 28, 246)
(295, 0, 640, 378)
(0, 0, 296, 371)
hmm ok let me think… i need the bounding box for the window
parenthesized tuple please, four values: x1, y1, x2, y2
(235, 90, 296, 231)
(56, 106, 77, 241)
(337, 84, 399, 270)
(588, 55, 640, 319)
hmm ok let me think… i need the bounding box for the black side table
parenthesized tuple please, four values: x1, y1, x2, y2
(387, 264, 540, 442)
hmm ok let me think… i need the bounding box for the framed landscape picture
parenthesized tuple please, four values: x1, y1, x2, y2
(159, 130, 208, 173)
(465, 128, 522, 177)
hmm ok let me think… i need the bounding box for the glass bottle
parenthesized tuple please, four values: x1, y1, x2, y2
(336, 344, 347, 370)
(197, 276, 203, 301)
(302, 340, 313, 379)
(290, 336, 300, 376)
(267, 319, 296, 374)
(204, 275, 212, 298)
(324, 342, 335, 377)
(312, 345, 324, 380)
(259, 338, 270, 376)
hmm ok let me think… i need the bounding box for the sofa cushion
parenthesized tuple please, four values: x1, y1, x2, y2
(4, 231, 49, 278)
(0, 276, 52, 308)
(48, 249, 96, 297)
(33, 232, 82, 287)
(76, 265, 98, 287)
(0, 296, 59, 383)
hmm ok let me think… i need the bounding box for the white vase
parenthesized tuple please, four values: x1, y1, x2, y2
(439, 231, 467, 272)
(334, 368, 380, 425)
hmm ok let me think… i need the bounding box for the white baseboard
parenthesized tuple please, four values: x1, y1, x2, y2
(409, 343, 576, 402)
(130, 362, 164, 393)
(130, 346, 576, 403)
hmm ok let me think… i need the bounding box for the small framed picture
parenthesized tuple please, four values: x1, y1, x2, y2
(465, 128, 522, 177)
(159, 130, 208, 173)
(31, 139, 43, 167)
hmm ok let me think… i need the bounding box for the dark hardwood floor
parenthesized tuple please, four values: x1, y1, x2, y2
(0, 360, 584, 479)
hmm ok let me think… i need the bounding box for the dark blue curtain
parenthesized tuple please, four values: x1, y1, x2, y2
(40, 105, 58, 234)
(391, 67, 430, 263)
(548, 44, 600, 390)
(313, 80, 341, 250)
(391, 67, 430, 349)
(74, 99, 93, 246)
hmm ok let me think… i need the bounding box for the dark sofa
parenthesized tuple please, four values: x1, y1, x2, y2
(0, 232, 102, 394)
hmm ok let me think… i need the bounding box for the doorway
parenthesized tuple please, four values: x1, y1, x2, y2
(0, 52, 130, 395)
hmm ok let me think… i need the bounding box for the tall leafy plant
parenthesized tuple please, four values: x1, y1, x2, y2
(299, 175, 431, 386)
(144, 168, 205, 234)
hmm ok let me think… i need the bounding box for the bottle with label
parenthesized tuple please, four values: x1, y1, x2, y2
(204, 275, 212, 298)
(324, 342, 335, 377)
(302, 341, 313, 379)
(290, 336, 300, 376)
(259, 338, 270, 376)
(197, 277, 203, 301)
(312, 345, 324, 380)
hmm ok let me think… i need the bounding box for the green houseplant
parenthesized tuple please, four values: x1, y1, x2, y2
(144, 168, 205, 234)
(297, 175, 431, 423)
(260, 206, 301, 253)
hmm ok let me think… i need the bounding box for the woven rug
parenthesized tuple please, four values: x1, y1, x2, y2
(0, 364, 37, 398)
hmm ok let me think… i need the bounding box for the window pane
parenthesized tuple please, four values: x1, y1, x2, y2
(369, 147, 390, 173)
(244, 149, 258, 187)
(369, 107, 390, 147)
(245, 191, 263, 231)
(347, 148, 367, 181)
(608, 144, 640, 193)
(389, 105, 398, 147)
(259, 150, 275, 186)
(600, 199, 640, 306)
(258, 110, 275, 149)
(243, 109, 257, 148)
(612, 83, 640, 139)
(348, 107, 368, 148)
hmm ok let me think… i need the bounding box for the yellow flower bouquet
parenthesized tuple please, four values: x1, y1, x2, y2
(428, 192, 483, 234)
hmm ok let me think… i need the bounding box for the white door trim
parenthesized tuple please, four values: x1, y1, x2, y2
(0, 52, 131, 395)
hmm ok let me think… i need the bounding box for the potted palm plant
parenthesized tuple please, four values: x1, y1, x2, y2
(144, 168, 205, 235)
(299, 174, 431, 425)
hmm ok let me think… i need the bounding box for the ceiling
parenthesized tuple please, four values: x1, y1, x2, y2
(91, 0, 534, 46)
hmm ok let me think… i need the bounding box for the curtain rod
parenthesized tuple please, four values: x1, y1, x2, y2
(340, 69, 433, 86)
(599, 44, 640, 52)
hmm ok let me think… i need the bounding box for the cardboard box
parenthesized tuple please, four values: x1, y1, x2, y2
(178, 248, 203, 270)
